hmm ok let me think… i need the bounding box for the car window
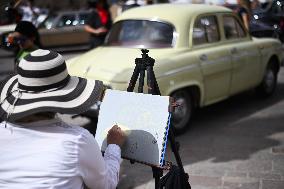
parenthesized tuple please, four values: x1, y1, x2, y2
(39, 15, 57, 29)
(193, 16, 220, 46)
(79, 13, 90, 25)
(57, 14, 77, 27)
(105, 20, 175, 48)
(223, 16, 246, 39)
(270, 0, 284, 14)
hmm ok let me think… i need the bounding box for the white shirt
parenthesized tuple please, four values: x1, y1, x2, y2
(0, 118, 121, 189)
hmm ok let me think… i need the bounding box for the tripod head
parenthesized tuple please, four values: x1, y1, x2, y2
(135, 49, 155, 68)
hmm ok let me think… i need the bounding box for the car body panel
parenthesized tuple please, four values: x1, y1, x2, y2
(67, 4, 283, 108)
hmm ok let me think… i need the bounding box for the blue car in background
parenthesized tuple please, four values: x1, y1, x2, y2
(252, 0, 284, 42)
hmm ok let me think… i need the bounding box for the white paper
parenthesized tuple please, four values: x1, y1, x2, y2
(95, 89, 170, 166)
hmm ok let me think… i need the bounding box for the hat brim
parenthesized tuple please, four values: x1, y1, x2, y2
(0, 75, 104, 121)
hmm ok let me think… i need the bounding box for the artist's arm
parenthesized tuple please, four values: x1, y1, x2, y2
(78, 126, 125, 189)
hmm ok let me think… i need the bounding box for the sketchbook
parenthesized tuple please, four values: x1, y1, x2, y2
(95, 89, 171, 167)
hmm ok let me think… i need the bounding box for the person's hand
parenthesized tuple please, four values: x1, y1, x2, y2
(95, 27, 108, 35)
(107, 125, 126, 147)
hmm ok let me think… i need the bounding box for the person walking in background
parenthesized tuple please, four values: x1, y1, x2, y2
(251, 0, 261, 9)
(13, 0, 41, 26)
(236, 0, 252, 31)
(108, 0, 123, 22)
(0, 49, 126, 189)
(7, 21, 41, 71)
(85, 0, 112, 49)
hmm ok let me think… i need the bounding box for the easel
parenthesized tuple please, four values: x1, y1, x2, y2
(127, 49, 189, 189)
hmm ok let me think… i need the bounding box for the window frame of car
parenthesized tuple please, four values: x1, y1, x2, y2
(55, 13, 78, 28)
(268, 0, 284, 15)
(104, 19, 178, 49)
(40, 11, 91, 30)
(190, 13, 223, 49)
(221, 13, 251, 43)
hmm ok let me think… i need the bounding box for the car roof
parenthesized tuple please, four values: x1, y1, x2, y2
(116, 4, 232, 23)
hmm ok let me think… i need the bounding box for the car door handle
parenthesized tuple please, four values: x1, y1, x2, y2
(199, 54, 208, 61)
(231, 48, 238, 54)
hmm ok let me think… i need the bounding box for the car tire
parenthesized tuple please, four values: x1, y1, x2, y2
(171, 90, 193, 134)
(256, 63, 278, 97)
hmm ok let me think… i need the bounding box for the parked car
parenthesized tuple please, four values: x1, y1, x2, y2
(1, 10, 91, 51)
(252, 0, 284, 41)
(38, 10, 91, 48)
(67, 4, 283, 133)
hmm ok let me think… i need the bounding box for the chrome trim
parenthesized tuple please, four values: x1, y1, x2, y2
(200, 56, 230, 66)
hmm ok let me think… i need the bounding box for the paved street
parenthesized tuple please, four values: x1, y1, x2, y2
(1, 49, 284, 189)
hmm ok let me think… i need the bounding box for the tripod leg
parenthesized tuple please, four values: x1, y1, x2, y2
(138, 69, 145, 93)
(127, 64, 140, 92)
(168, 127, 185, 171)
(146, 66, 161, 95)
(152, 167, 163, 189)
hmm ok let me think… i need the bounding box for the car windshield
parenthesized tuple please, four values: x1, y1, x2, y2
(105, 20, 175, 48)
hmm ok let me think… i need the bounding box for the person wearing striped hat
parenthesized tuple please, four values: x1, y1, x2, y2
(0, 49, 125, 189)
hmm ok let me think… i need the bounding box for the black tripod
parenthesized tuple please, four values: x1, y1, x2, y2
(127, 49, 189, 189)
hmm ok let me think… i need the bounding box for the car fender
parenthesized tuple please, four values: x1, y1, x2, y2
(255, 39, 282, 77)
(158, 76, 204, 108)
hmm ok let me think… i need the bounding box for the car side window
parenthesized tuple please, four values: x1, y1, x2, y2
(79, 13, 90, 25)
(193, 16, 220, 45)
(57, 15, 77, 27)
(223, 16, 246, 39)
(271, 1, 284, 14)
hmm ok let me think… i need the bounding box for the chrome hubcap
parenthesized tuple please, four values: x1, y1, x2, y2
(264, 70, 275, 93)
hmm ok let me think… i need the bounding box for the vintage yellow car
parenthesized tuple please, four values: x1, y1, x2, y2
(67, 4, 283, 133)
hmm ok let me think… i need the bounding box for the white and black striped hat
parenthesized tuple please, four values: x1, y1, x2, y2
(0, 49, 104, 121)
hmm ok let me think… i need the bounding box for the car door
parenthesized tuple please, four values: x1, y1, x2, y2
(193, 15, 232, 105)
(222, 15, 261, 95)
(77, 12, 91, 45)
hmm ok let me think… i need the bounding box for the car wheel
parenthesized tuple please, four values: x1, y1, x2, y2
(171, 90, 193, 134)
(256, 63, 277, 97)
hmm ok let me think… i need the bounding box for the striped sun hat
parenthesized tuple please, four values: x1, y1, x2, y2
(0, 49, 104, 121)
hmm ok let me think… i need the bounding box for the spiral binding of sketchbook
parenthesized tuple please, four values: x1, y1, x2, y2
(95, 89, 171, 167)
(160, 113, 172, 166)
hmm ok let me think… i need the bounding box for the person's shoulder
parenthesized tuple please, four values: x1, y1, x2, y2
(239, 7, 248, 12)
(56, 120, 89, 135)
